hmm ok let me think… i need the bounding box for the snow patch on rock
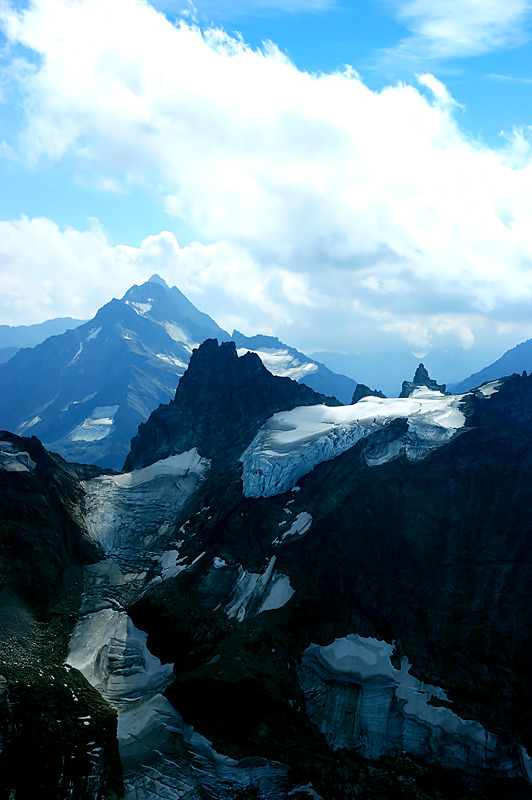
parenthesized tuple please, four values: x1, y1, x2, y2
(86, 326, 101, 342)
(0, 441, 36, 472)
(476, 379, 503, 398)
(274, 512, 312, 546)
(163, 322, 197, 352)
(225, 556, 295, 622)
(155, 352, 187, 369)
(126, 301, 152, 315)
(17, 415, 41, 430)
(69, 405, 119, 442)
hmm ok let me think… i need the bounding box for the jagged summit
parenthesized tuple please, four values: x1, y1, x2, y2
(399, 362, 448, 398)
(125, 338, 340, 470)
(231, 329, 357, 404)
(147, 273, 169, 287)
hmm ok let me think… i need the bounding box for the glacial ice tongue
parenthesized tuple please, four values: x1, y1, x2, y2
(82, 449, 210, 555)
(299, 635, 531, 782)
(66, 608, 173, 704)
(241, 389, 466, 498)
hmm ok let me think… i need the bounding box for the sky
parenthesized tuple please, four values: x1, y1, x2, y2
(1, 0, 532, 375)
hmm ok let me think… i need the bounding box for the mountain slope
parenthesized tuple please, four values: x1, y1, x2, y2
(0, 275, 229, 469)
(232, 330, 357, 404)
(451, 337, 532, 393)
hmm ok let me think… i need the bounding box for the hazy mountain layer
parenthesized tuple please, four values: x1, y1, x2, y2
(451, 336, 532, 393)
(0, 316, 84, 363)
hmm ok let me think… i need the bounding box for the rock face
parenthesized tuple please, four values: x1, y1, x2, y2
(0, 432, 122, 800)
(125, 338, 340, 470)
(0, 316, 84, 363)
(232, 330, 357, 404)
(351, 383, 386, 403)
(400, 363, 448, 398)
(451, 335, 532, 393)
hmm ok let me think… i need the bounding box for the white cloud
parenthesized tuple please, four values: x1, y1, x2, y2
(1, 0, 532, 360)
(379, 0, 532, 64)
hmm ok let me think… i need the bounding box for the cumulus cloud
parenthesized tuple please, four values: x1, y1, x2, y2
(1, 0, 532, 359)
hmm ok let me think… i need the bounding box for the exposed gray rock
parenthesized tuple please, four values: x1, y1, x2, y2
(400, 362, 448, 398)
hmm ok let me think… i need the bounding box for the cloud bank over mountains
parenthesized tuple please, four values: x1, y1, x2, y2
(1, 0, 532, 358)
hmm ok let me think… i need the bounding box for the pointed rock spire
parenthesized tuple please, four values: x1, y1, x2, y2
(399, 363, 448, 398)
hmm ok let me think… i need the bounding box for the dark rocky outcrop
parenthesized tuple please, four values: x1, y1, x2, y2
(0, 433, 122, 799)
(125, 338, 340, 470)
(400, 363, 448, 397)
(351, 383, 386, 403)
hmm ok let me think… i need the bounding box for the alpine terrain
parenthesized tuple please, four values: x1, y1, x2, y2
(0, 277, 356, 470)
(1, 348, 532, 800)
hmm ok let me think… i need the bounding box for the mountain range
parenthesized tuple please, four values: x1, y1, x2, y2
(0, 316, 84, 363)
(0, 276, 356, 469)
(1, 340, 532, 799)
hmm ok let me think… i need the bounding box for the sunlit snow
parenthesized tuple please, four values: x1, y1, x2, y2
(241, 388, 467, 497)
(86, 326, 101, 341)
(109, 449, 208, 487)
(155, 352, 188, 369)
(476, 379, 503, 397)
(18, 415, 41, 430)
(163, 322, 198, 352)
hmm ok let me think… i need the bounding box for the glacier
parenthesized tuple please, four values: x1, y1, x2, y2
(300, 635, 532, 782)
(67, 450, 290, 798)
(241, 388, 467, 498)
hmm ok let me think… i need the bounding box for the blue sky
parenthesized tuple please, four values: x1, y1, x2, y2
(1, 0, 532, 377)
